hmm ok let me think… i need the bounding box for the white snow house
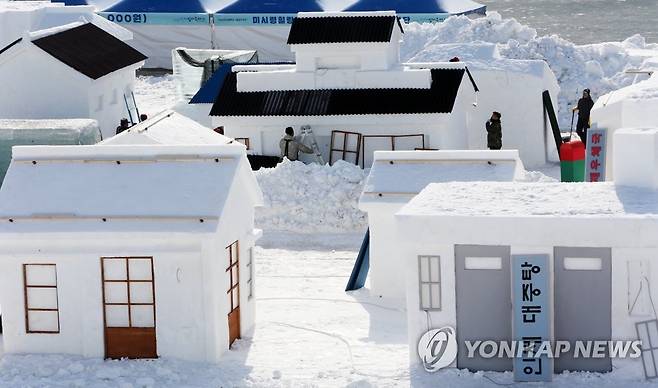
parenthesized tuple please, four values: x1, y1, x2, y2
(591, 72, 658, 180)
(409, 42, 561, 167)
(0, 144, 263, 362)
(0, 22, 146, 140)
(395, 129, 658, 377)
(208, 11, 480, 168)
(100, 110, 234, 146)
(359, 150, 526, 300)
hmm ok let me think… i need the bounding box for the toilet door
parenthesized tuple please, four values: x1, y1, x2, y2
(227, 241, 240, 347)
(554, 247, 612, 373)
(455, 245, 513, 372)
(102, 257, 157, 359)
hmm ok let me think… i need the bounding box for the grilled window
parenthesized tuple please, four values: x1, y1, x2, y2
(23, 264, 60, 333)
(419, 256, 441, 310)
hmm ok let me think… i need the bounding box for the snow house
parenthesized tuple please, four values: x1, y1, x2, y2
(592, 71, 658, 181)
(0, 143, 263, 362)
(207, 11, 481, 168)
(358, 150, 526, 300)
(394, 128, 658, 378)
(206, 11, 560, 169)
(0, 22, 146, 140)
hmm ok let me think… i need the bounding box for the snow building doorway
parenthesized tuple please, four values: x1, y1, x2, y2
(101, 257, 157, 359)
(554, 247, 612, 373)
(227, 241, 241, 348)
(455, 245, 512, 372)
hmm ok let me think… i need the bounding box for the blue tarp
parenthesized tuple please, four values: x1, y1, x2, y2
(190, 63, 234, 104)
(217, 0, 324, 13)
(51, 0, 91, 5)
(103, 0, 207, 13)
(345, 0, 486, 16)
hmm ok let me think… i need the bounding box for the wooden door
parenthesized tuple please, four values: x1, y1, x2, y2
(102, 257, 157, 359)
(227, 241, 240, 347)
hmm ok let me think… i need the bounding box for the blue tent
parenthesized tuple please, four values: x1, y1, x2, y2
(345, 0, 486, 22)
(51, 0, 91, 5)
(103, 0, 207, 13)
(218, 0, 324, 13)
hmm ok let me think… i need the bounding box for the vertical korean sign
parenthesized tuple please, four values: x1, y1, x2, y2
(585, 128, 607, 182)
(513, 254, 551, 382)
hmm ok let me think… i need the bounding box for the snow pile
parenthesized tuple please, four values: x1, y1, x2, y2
(255, 160, 368, 233)
(402, 12, 658, 127)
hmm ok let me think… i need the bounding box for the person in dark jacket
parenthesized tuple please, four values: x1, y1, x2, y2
(573, 89, 594, 145)
(486, 111, 503, 150)
(280, 127, 313, 161)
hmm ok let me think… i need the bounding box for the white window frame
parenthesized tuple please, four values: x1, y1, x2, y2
(246, 247, 254, 300)
(418, 255, 441, 311)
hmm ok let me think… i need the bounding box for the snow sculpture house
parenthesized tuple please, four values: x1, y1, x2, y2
(0, 144, 263, 362)
(591, 72, 658, 180)
(395, 128, 658, 377)
(100, 110, 234, 146)
(409, 42, 561, 167)
(0, 22, 146, 140)
(359, 150, 526, 300)
(208, 11, 480, 168)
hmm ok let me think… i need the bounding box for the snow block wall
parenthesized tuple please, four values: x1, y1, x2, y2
(255, 160, 368, 233)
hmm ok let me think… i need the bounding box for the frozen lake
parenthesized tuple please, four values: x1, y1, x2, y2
(479, 0, 658, 44)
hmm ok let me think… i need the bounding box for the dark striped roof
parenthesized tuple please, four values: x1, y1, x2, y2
(287, 15, 402, 45)
(210, 68, 466, 117)
(32, 23, 146, 80)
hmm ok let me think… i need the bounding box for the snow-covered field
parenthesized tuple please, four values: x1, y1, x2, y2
(2, 11, 658, 387)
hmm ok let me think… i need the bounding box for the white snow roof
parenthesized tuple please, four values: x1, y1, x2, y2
(361, 150, 524, 204)
(399, 181, 658, 219)
(0, 144, 261, 221)
(101, 111, 234, 146)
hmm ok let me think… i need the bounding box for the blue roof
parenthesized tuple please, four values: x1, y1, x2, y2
(51, 0, 90, 5)
(103, 0, 207, 13)
(345, 0, 486, 15)
(217, 0, 324, 13)
(190, 63, 234, 104)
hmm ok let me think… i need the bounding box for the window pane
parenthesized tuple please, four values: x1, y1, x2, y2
(644, 350, 656, 378)
(421, 284, 431, 309)
(130, 282, 153, 304)
(420, 257, 429, 283)
(649, 321, 658, 346)
(129, 259, 152, 281)
(430, 284, 441, 309)
(25, 265, 56, 286)
(232, 290, 239, 309)
(232, 266, 239, 287)
(430, 257, 440, 283)
(105, 305, 129, 327)
(131, 305, 155, 327)
(103, 259, 127, 281)
(28, 310, 58, 332)
(104, 282, 128, 304)
(27, 288, 58, 310)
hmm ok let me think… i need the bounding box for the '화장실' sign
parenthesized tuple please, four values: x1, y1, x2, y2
(513, 254, 552, 382)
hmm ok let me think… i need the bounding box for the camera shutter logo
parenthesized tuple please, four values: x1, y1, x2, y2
(417, 326, 457, 372)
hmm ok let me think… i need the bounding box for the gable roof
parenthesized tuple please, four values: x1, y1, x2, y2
(360, 150, 524, 204)
(32, 23, 146, 80)
(287, 15, 402, 45)
(101, 111, 234, 145)
(344, 0, 486, 15)
(210, 68, 467, 117)
(217, 0, 324, 13)
(0, 145, 260, 221)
